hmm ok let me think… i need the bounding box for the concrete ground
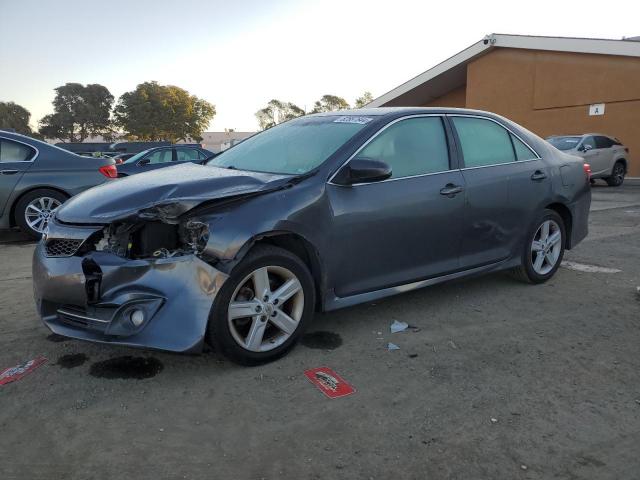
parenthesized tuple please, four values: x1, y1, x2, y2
(1, 183, 639, 480)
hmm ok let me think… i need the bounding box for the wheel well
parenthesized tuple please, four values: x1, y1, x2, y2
(545, 202, 572, 249)
(250, 233, 324, 310)
(615, 158, 627, 173)
(9, 186, 70, 228)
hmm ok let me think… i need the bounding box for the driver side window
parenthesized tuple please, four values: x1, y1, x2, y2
(357, 117, 450, 179)
(582, 136, 596, 150)
(146, 149, 173, 164)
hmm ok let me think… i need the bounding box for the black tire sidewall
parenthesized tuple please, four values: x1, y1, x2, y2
(521, 210, 566, 284)
(606, 162, 625, 187)
(15, 189, 68, 239)
(207, 246, 315, 365)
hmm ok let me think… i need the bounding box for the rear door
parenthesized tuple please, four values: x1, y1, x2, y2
(593, 136, 614, 175)
(0, 137, 36, 217)
(449, 115, 549, 268)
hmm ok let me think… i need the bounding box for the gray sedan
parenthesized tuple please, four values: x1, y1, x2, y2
(33, 108, 591, 365)
(0, 131, 116, 238)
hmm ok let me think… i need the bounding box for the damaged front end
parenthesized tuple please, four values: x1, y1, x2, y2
(33, 211, 227, 353)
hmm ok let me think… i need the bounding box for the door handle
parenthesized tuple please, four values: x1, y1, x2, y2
(440, 184, 463, 197)
(531, 170, 547, 181)
(0, 169, 19, 175)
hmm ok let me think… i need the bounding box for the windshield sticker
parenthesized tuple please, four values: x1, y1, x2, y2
(333, 116, 373, 125)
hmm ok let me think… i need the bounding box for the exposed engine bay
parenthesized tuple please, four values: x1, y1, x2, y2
(91, 220, 210, 260)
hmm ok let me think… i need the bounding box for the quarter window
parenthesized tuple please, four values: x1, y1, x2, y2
(357, 117, 449, 179)
(511, 134, 538, 161)
(0, 139, 36, 162)
(452, 117, 516, 167)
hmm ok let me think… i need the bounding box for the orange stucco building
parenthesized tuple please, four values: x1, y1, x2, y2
(370, 34, 640, 177)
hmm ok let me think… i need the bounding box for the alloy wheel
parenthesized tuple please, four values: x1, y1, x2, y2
(531, 219, 562, 275)
(24, 196, 62, 234)
(227, 265, 305, 352)
(613, 164, 625, 183)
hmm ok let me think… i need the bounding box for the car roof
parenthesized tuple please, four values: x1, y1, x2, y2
(307, 107, 505, 118)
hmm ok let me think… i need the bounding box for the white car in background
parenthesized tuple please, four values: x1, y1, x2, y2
(547, 134, 629, 186)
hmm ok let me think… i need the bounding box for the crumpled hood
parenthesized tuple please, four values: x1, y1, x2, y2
(56, 163, 292, 224)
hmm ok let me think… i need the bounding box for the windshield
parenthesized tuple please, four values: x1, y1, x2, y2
(123, 149, 152, 164)
(547, 136, 581, 151)
(207, 115, 372, 174)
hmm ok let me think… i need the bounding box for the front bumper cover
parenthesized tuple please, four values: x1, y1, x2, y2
(33, 242, 228, 353)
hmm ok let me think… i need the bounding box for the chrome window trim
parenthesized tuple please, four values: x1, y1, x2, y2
(447, 114, 542, 167)
(0, 135, 40, 163)
(327, 114, 452, 186)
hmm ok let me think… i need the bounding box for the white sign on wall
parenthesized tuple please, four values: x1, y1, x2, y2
(589, 103, 605, 116)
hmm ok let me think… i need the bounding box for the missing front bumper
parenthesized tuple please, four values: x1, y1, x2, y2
(33, 243, 228, 352)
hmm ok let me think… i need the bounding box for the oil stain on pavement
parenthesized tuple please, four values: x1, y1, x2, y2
(89, 356, 164, 379)
(300, 331, 343, 350)
(56, 353, 88, 369)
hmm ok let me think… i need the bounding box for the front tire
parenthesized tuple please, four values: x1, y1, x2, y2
(511, 209, 565, 284)
(207, 245, 315, 365)
(15, 189, 68, 239)
(605, 161, 625, 187)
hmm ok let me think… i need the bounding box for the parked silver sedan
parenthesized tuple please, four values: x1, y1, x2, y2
(547, 134, 629, 186)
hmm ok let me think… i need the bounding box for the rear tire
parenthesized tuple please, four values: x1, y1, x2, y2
(207, 245, 315, 365)
(15, 189, 68, 239)
(605, 161, 625, 187)
(511, 209, 565, 284)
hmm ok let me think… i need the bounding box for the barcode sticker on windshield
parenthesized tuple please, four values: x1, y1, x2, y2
(333, 116, 373, 125)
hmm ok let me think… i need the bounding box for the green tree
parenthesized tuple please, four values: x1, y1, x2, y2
(255, 99, 305, 130)
(114, 82, 215, 142)
(0, 101, 37, 136)
(354, 91, 374, 108)
(38, 83, 114, 142)
(311, 94, 350, 113)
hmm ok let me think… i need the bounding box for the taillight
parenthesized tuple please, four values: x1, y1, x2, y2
(583, 163, 592, 179)
(99, 165, 118, 178)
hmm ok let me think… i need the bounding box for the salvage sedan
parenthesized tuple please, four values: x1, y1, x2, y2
(33, 108, 591, 365)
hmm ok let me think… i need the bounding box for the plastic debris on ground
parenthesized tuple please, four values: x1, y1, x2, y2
(387, 342, 401, 351)
(0, 357, 47, 386)
(304, 367, 356, 399)
(390, 320, 409, 333)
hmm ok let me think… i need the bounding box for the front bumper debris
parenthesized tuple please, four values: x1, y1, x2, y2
(33, 240, 228, 353)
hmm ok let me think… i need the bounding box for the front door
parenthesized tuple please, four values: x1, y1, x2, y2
(327, 116, 465, 297)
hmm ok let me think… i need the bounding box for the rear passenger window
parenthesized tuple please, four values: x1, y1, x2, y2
(582, 136, 596, 150)
(176, 148, 200, 161)
(0, 139, 36, 162)
(357, 117, 449, 179)
(452, 117, 515, 167)
(594, 136, 613, 149)
(511, 134, 538, 161)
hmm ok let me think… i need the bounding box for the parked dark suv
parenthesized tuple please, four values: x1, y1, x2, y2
(0, 131, 116, 238)
(117, 145, 214, 176)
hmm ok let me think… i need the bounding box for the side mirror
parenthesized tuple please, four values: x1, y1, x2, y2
(581, 144, 593, 152)
(138, 158, 150, 166)
(333, 158, 392, 185)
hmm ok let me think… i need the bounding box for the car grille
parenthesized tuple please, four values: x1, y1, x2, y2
(45, 238, 83, 257)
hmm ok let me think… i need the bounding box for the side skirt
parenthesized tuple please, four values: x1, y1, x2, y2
(323, 259, 512, 312)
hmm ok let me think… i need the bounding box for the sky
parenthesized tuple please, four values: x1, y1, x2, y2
(1, 0, 639, 133)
